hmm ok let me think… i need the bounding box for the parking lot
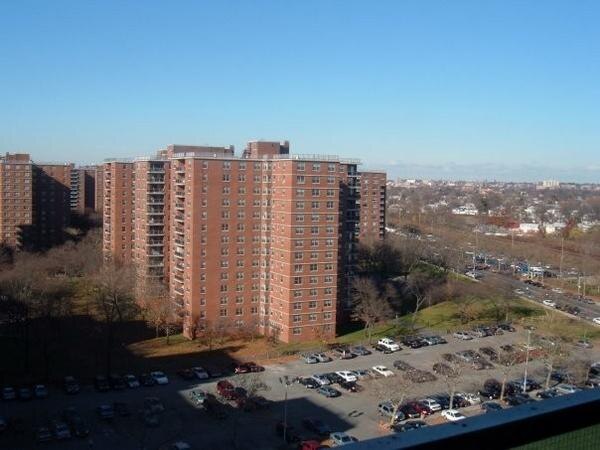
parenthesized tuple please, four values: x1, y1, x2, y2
(1, 326, 598, 450)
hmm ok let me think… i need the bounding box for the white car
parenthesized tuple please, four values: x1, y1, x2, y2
(420, 398, 442, 411)
(542, 299, 557, 307)
(151, 371, 169, 385)
(453, 331, 473, 340)
(593, 317, 600, 325)
(311, 374, 331, 386)
(192, 366, 209, 380)
(335, 371, 357, 383)
(125, 374, 140, 388)
(372, 365, 394, 377)
(329, 432, 358, 446)
(555, 384, 581, 395)
(377, 338, 400, 352)
(551, 288, 564, 294)
(457, 392, 481, 405)
(441, 409, 466, 422)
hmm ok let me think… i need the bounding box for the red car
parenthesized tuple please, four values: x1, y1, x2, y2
(407, 401, 432, 416)
(234, 362, 265, 374)
(216, 380, 238, 400)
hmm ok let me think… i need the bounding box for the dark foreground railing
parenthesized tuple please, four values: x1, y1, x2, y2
(349, 389, 600, 450)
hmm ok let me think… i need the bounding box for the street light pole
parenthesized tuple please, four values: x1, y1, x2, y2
(523, 329, 532, 393)
(279, 376, 291, 443)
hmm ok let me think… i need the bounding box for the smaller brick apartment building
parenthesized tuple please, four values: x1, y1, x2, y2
(103, 141, 386, 343)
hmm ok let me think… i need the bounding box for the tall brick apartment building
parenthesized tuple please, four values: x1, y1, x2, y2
(103, 141, 386, 343)
(0, 153, 103, 250)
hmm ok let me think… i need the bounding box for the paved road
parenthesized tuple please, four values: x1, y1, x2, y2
(1, 327, 597, 450)
(483, 272, 600, 324)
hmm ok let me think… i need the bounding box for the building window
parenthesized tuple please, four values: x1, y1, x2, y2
(308, 313, 317, 321)
(309, 301, 317, 309)
(293, 302, 302, 310)
(292, 315, 301, 323)
(219, 309, 227, 317)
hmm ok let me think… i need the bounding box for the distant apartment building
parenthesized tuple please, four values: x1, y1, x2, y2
(102, 160, 135, 263)
(70, 165, 103, 214)
(103, 141, 386, 343)
(0, 153, 34, 248)
(0, 153, 78, 250)
(358, 171, 386, 241)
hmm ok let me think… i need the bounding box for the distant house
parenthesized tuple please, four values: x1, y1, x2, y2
(452, 203, 478, 216)
(518, 223, 539, 234)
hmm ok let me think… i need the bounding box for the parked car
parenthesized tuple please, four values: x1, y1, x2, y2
(479, 347, 499, 362)
(338, 381, 362, 393)
(576, 340, 593, 349)
(457, 392, 481, 405)
(536, 389, 561, 399)
(94, 375, 110, 392)
(430, 393, 451, 409)
(299, 377, 320, 389)
(96, 404, 114, 420)
(481, 401, 503, 412)
(393, 420, 427, 432)
(151, 371, 169, 385)
(18, 387, 32, 401)
(140, 373, 156, 387)
(192, 366, 210, 379)
(373, 344, 393, 354)
(331, 347, 355, 360)
(189, 389, 208, 407)
(377, 337, 400, 352)
(217, 380, 238, 400)
(420, 398, 442, 412)
(543, 299, 557, 307)
(315, 353, 332, 363)
(378, 401, 405, 423)
(329, 432, 358, 446)
(498, 323, 516, 332)
(317, 386, 341, 398)
(335, 371, 357, 383)
(351, 345, 371, 356)
(302, 354, 319, 364)
(125, 374, 140, 388)
(441, 353, 462, 364)
(63, 376, 80, 394)
(34, 384, 48, 399)
(441, 409, 466, 422)
(372, 365, 394, 377)
(555, 384, 581, 395)
(453, 331, 473, 340)
(37, 425, 53, 443)
(505, 393, 535, 406)
(399, 403, 420, 419)
(302, 418, 331, 436)
(234, 362, 265, 374)
(311, 374, 331, 386)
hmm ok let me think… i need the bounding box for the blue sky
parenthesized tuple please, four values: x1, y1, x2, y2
(1, 1, 599, 181)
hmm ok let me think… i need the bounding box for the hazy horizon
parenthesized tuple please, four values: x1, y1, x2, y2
(1, 1, 599, 182)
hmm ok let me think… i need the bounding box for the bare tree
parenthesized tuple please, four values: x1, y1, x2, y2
(92, 261, 136, 374)
(371, 373, 413, 430)
(498, 352, 521, 400)
(238, 373, 270, 399)
(436, 360, 464, 409)
(136, 278, 182, 343)
(351, 277, 394, 343)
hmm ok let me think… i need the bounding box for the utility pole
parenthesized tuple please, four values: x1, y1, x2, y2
(559, 237, 564, 284)
(523, 329, 531, 394)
